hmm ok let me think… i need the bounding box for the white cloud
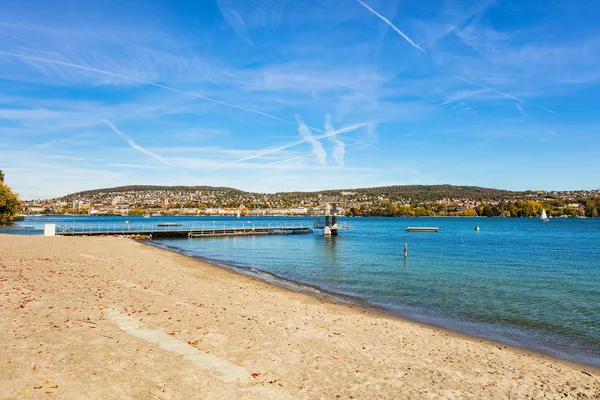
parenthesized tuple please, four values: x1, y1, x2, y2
(0, 50, 287, 123)
(296, 116, 327, 166)
(325, 115, 346, 166)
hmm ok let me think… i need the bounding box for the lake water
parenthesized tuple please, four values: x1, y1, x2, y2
(4, 215, 599, 367)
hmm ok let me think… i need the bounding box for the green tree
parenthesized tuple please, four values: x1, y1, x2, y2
(0, 170, 21, 224)
(586, 203, 598, 218)
(385, 203, 399, 216)
(461, 208, 478, 217)
(583, 200, 598, 218)
(414, 207, 433, 216)
(128, 208, 145, 216)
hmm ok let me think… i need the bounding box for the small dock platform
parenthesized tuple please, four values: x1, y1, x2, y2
(406, 226, 439, 232)
(52, 223, 313, 238)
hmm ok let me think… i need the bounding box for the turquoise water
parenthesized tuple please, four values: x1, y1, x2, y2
(4, 215, 599, 367)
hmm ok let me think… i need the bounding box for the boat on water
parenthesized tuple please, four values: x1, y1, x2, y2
(540, 209, 549, 222)
(143, 214, 150, 218)
(406, 226, 439, 232)
(157, 223, 183, 227)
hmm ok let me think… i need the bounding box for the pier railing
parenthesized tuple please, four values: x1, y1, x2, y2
(55, 222, 313, 237)
(313, 220, 351, 230)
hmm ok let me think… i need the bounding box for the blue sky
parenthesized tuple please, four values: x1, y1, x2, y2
(1, 0, 599, 199)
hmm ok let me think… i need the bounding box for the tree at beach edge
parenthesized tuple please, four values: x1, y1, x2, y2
(0, 170, 22, 224)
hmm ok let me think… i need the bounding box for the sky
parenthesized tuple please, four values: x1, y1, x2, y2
(1, 0, 600, 199)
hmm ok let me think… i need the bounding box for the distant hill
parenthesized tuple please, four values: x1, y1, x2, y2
(64, 185, 246, 198)
(280, 184, 523, 202)
(34, 184, 599, 218)
(62, 184, 524, 202)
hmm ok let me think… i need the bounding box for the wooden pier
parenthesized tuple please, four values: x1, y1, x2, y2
(51, 223, 313, 239)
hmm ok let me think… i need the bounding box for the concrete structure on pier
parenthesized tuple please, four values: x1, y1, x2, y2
(314, 202, 349, 236)
(324, 202, 339, 236)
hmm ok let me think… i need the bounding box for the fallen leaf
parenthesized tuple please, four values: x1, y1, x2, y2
(331, 356, 339, 360)
(103, 353, 110, 358)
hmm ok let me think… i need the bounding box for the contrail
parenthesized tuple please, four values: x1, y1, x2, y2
(263, 142, 370, 165)
(515, 102, 527, 117)
(233, 121, 372, 163)
(266, 142, 371, 166)
(534, 105, 557, 114)
(356, 0, 426, 53)
(0, 50, 286, 123)
(297, 116, 327, 166)
(455, 76, 556, 114)
(266, 153, 312, 166)
(102, 119, 172, 166)
(325, 114, 346, 166)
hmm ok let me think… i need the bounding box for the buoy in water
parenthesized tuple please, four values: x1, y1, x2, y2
(475, 226, 480, 231)
(403, 243, 408, 258)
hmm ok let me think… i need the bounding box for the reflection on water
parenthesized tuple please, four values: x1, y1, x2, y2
(320, 236, 343, 283)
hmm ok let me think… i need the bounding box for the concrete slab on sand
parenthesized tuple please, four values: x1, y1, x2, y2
(0, 234, 598, 399)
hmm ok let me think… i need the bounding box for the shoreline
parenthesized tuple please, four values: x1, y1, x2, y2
(1, 234, 598, 399)
(144, 239, 600, 373)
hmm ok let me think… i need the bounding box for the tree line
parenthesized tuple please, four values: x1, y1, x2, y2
(347, 198, 600, 218)
(0, 170, 22, 224)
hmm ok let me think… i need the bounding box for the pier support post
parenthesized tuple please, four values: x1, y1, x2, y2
(331, 215, 338, 236)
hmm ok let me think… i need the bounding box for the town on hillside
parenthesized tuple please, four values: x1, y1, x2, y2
(20, 185, 600, 218)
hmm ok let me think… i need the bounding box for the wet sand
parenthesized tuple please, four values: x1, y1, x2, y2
(1, 234, 598, 399)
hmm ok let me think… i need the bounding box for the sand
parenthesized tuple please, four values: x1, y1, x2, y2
(0, 234, 598, 399)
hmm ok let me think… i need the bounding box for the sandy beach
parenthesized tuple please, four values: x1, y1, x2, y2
(1, 234, 598, 399)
